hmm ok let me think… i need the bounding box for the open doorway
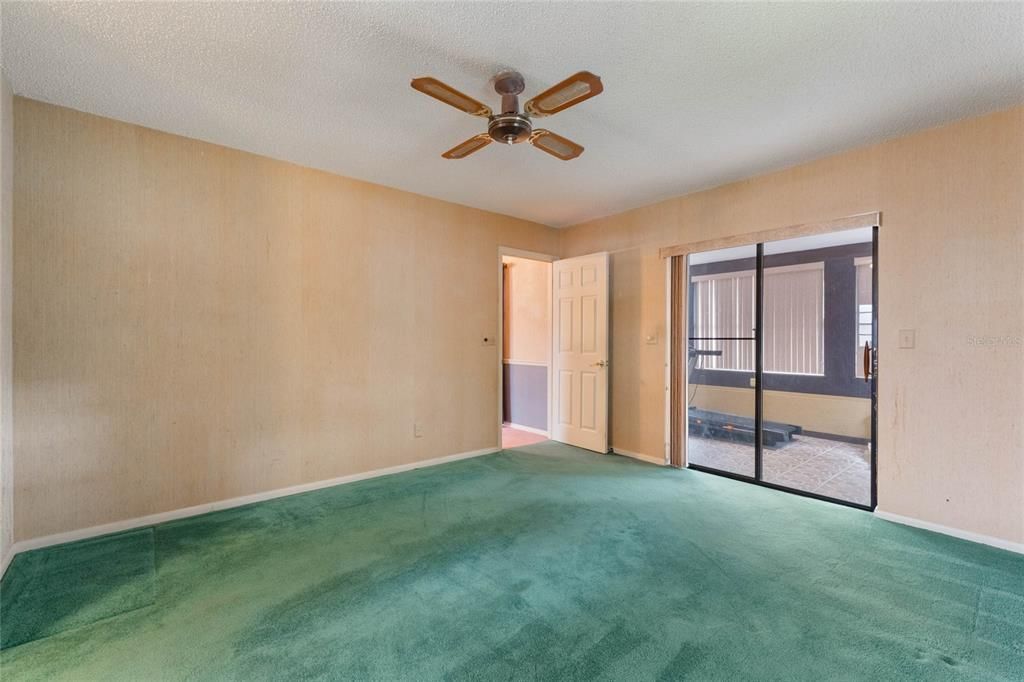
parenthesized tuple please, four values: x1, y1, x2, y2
(500, 252, 552, 450)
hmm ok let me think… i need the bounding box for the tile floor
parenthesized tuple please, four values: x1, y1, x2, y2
(687, 433, 871, 506)
(502, 425, 548, 449)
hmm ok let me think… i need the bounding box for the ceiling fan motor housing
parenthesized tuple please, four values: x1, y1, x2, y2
(489, 71, 531, 144)
(488, 113, 532, 144)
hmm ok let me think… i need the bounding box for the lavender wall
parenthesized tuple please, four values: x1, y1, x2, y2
(502, 363, 548, 431)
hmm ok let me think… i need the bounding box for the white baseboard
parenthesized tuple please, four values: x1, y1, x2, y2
(503, 422, 549, 437)
(874, 510, 1024, 555)
(2, 446, 499, 574)
(0, 547, 11, 582)
(612, 447, 666, 466)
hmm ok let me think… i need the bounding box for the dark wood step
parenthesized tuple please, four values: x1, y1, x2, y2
(687, 407, 802, 448)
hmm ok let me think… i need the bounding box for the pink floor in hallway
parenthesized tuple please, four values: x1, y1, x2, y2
(502, 425, 548, 449)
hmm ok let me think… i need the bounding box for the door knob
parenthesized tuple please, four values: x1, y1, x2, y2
(592, 360, 608, 368)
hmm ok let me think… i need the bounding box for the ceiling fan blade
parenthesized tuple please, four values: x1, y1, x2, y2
(442, 134, 493, 160)
(529, 129, 584, 160)
(411, 77, 492, 117)
(524, 71, 603, 117)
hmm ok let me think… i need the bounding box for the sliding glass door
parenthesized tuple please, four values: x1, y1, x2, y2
(685, 227, 877, 510)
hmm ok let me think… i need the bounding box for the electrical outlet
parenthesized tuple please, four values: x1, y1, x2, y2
(898, 329, 916, 349)
(413, 422, 423, 438)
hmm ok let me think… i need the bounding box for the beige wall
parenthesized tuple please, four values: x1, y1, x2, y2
(12, 98, 558, 542)
(0, 73, 13, 569)
(561, 107, 1024, 545)
(694, 386, 870, 440)
(10, 96, 1024, 548)
(502, 256, 551, 365)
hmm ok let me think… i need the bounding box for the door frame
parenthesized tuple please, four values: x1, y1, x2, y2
(663, 212, 880, 510)
(497, 247, 556, 449)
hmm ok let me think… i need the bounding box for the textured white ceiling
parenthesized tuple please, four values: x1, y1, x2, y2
(2, 2, 1022, 227)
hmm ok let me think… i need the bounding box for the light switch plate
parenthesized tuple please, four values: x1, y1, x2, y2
(898, 329, 916, 349)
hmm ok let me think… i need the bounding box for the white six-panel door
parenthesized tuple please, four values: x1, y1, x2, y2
(551, 253, 609, 453)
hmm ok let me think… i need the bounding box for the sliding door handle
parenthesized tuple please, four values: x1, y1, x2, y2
(863, 342, 872, 382)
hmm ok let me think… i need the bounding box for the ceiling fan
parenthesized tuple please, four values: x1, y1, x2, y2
(410, 70, 603, 161)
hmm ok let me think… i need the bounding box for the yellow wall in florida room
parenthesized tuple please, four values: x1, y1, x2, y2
(560, 106, 1024, 546)
(12, 97, 559, 542)
(692, 386, 870, 441)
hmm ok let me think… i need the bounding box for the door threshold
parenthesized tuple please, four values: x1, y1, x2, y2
(687, 464, 875, 512)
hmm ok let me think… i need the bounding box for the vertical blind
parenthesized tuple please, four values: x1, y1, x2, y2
(763, 263, 825, 375)
(691, 263, 825, 375)
(855, 257, 873, 377)
(691, 270, 755, 370)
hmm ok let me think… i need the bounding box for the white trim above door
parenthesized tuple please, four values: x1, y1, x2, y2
(551, 252, 609, 453)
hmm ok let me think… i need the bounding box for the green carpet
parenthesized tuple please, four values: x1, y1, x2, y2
(0, 442, 1021, 680)
(0, 528, 155, 649)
